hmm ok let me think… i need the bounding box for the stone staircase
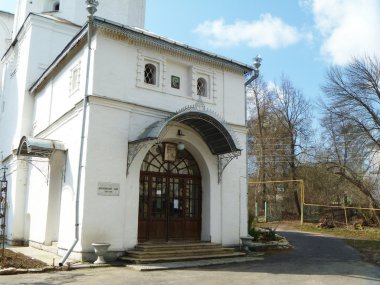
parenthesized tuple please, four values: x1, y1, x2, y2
(119, 242, 246, 264)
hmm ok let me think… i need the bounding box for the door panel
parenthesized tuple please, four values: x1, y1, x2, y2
(168, 177, 184, 239)
(149, 176, 167, 240)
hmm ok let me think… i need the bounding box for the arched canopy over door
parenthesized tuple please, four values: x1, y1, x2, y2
(134, 105, 241, 155)
(17, 136, 65, 158)
(127, 102, 242, 182)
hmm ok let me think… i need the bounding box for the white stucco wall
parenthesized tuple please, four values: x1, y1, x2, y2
(80, 102, 131, 251)
(32, 50, 87, 136)
(2, 158, 28, 243)
(26, 158, 50, 243)
(0, 14, 80, 245)
(0, 14, 80, 157)
(92, 32, 246, 127)
(0, 11, 14, 91)
(28, 105, 85, 249)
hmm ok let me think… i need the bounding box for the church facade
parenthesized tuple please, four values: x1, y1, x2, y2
(0, 0, 252, 262)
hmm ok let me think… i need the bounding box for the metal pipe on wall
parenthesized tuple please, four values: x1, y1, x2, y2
(59, 0, 99, 267)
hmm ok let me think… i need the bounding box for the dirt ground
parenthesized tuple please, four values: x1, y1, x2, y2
(0, 249, 47, 269)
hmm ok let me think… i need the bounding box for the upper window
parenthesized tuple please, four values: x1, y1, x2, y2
(144, 64, 156, 85)
(197, 78, 207, 97)
(70, 63, 81, 94)
(43, 0, 60, 12)
(53, 1, 60, 11)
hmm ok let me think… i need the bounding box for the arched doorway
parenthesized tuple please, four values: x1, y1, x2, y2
(138, 144, 202, 242)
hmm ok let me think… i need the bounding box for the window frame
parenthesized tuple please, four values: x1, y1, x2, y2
(136, 54, 163, 91)
(192, 67, 214, 102)
(69, 62, 81, 95)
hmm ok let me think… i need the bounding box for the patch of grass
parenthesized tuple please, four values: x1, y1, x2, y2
(346, 239, 380, 251)
(296, 224, 380, 240)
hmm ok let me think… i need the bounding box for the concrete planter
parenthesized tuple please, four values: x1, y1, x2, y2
(240, 236, 255, 252)
(92, 243, 110, 264)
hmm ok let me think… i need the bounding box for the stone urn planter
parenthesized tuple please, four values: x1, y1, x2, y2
(92, 243, 111, 264)
(240, 236, 254, 252)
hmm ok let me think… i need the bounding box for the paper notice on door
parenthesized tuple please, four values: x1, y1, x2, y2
(173, 199, 179, 209)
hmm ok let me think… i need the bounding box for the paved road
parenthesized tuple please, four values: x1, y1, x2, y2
(1, 231, 379, 285)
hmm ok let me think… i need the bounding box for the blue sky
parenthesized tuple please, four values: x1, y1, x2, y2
(2, 0, 380, 108)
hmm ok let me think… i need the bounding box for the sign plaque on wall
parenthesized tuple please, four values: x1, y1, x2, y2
(98, 182, 120, 196)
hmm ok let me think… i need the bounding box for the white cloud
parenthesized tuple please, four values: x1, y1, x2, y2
(194, 14, 303, 49)
(310, 0, 380, 65)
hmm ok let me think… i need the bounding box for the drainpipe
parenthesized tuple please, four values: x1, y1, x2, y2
(243, 55, 261, 237)
(59, 0, 99, 267)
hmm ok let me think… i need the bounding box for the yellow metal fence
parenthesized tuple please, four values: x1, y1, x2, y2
(249, 179, 380, 228)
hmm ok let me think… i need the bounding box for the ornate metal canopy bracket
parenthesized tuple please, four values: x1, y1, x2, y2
(218, 150, 241, 183)
(126, 139, 157, 175)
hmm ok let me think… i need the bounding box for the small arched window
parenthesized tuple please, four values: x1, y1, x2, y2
(197, 77, 207, 97)
(144, 64, 156, 85)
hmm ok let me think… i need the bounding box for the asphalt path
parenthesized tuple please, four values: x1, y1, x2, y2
(1, 231, 379, 285)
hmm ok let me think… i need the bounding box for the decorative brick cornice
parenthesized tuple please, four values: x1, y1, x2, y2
(94, 17, 253, 74)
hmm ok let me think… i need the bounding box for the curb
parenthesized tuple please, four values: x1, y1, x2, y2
(0, 263, 111, 275)
(0, 266, 56, 275)
(126, 256, 264, 271)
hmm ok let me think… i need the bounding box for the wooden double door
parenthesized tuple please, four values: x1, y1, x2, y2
(138, 172, 202, 242)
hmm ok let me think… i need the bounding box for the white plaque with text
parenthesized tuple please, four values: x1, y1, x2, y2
(98, 182, 120, 196)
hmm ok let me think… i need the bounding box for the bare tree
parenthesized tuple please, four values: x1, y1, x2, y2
(247, 77, 270, 180)
(269, 76, 312, 215)
(247, 76, 312, 218)
(322, 56, 380, 148)
(270, 75, 312, 180)
(321, 55, 380, 208)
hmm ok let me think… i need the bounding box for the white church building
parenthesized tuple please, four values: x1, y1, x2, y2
(0, 0, 253, 262)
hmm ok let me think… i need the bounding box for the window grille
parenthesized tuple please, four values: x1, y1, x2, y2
(197, 78, 207, 97)
(144, 64, 156, 85)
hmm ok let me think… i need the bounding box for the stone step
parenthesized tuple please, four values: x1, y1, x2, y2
(119, 251, 246, 264)
(126, 247, 236, 258)
(119, 242, 245, 264)
(135, 242, 222, 251)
